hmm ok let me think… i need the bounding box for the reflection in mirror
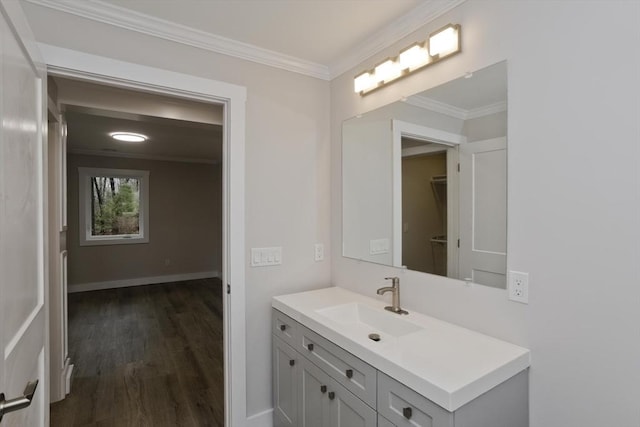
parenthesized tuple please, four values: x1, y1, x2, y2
(342, 61, 507, 288)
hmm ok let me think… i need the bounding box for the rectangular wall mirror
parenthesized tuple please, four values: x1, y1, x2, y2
(342, 61, 508, 288)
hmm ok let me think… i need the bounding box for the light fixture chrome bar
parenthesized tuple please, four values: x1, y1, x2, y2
(354, 23, 462, 96)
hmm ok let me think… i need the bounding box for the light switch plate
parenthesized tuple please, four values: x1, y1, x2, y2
(250, 247, 282, 267)
(369, 238, 390, 255)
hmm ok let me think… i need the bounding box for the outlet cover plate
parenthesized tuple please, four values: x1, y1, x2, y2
(508, 271, 529, 304)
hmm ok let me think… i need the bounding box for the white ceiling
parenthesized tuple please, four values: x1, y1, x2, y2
(420, 61, 507, 111)
(26, 0, 467, 78)
(406, 61, 507, 119)
(56, 77, 223, 163)
(42, 1, 473, 162)
(100, 0, 423, 65)
(65, 109, 223, 163)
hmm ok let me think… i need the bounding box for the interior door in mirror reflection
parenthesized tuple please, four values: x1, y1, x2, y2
(458, 137, 507, 288)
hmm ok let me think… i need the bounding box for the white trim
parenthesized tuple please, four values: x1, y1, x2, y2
(405, 96, 467, 120)
(393, 120, 466, 146)
(40, 46, 246, 427)
(77, 167, 150, 246)
(392, 120, 465, 272)
(25, 0, 330, 80)
(466, 101, 507, 120)
(68, 147, 219, 165)
(329, 0, 468, 78)
(62, 358, 73, 395)
(402, 144, 448, 157)
(25, 0, 467, 80)
(406, 96, 507, 120)
(246, 408, 274, 427)
(68, 271, 220, 293)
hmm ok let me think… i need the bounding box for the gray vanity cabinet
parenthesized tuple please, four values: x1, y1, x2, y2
(272, 335, 299, 427)
(378, 372, 453, 427)
(299, 357, 376, 427)
(272, 308, 528, 427)
(378, 415, 396, 427)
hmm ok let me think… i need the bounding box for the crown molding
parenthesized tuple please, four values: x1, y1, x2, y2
(25, 0, 331, 80)
(406, 96, 507, 120)
(328, 0, 468, 79)
(466, 101, 507, 119)
(68, 148, 218, 164)
(406, 95, 467, 120)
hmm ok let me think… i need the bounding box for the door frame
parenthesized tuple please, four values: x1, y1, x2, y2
(391, 120, 464, 273)
(39, 44, 247, 426)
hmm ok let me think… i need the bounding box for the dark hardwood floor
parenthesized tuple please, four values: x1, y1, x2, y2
(50, 278, 224, 427)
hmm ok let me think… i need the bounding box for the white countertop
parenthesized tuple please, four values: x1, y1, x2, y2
(272, 286, 530, 411)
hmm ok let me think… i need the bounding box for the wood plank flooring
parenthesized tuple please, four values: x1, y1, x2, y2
(50, 278, 224, 427)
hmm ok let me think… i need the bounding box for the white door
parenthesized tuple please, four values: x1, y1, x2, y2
(459, 137, 507, 288)
(0, 1, 47, 426)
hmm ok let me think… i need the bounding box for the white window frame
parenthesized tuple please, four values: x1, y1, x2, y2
(78, 167, 150, 246)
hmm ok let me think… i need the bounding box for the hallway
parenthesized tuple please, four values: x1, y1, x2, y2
(50, 279, 224, 426)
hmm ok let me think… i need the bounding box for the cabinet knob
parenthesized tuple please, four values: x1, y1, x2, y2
(289, 359, 295, 366)
(345, 369, 353, 379)
(328, 391, 335, 400)
(279, 324, 286, 331)
(320, 385, 327, 394)
(403, 407, 412, 419)
(307, 343, 314, 351)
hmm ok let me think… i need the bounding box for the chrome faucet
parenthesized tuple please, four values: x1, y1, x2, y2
(377, 277, 408, 315)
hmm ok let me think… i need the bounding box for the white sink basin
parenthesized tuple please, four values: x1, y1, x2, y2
(274, 287, 531, 411)
(316, 302, 422, 338)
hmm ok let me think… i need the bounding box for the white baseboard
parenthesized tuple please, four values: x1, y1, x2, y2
(68, 270, 220, 293)
(64, 360, 74, 395)
(246, 408, 273, 427)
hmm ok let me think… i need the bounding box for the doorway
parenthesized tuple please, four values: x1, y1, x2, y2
(43, 46, 246, 426)
(49, 76, 225, 425)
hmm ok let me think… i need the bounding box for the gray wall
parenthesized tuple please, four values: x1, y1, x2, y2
(330, 2, 639, 427)
(67, 154, 222, 285)
(23, 4, 332, 417)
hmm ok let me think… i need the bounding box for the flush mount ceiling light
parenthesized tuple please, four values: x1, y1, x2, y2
(109, 132, 148, 143)
(354, 23, 461, 96)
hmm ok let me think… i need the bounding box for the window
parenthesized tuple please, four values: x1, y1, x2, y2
(78, 167, 149, 246)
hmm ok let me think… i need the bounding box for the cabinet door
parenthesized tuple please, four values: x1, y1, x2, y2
(273, 336, 299, 427)
(326, 376, 376, 427)
(300, 357, 327, 427)
(378, 414, 397, 427)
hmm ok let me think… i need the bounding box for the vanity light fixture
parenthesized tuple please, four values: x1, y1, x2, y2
(354, 23, 461, 96)
(109, 132, 148, 143)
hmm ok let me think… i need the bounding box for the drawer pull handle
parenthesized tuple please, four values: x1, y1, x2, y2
(320, 385, 327, 394)
(403, 407, 412, 419)
(279, 324, 286, 331)
(345, 369, 353, 379)
(328, 391, 335, 400)
(289, 359, 295, 366)
(307, 343, 314, 351)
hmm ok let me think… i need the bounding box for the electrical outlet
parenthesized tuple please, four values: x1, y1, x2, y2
(508, 271, 529, 303)
(314, 243, 324, 261)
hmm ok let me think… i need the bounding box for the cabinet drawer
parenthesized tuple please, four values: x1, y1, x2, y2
(378, 372, 453, 427)
(299, 325, 376, 408)
(273, 309, 299, 348)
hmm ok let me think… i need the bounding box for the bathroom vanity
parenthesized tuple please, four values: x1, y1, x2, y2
(272, 287, 530, 427)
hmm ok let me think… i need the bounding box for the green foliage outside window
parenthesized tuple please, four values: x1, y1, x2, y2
(90, 176, 140, 236)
